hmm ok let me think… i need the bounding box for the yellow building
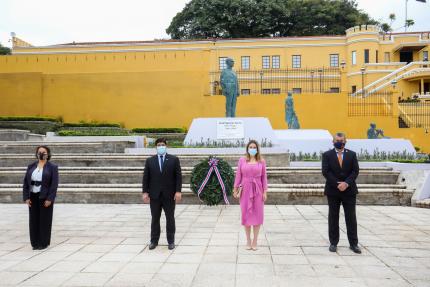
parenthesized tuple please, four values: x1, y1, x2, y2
(1, 25, 430, 151)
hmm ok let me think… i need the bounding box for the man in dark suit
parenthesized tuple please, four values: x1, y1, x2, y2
(322, 132, 361, 254)
(142, 138, 182, 250)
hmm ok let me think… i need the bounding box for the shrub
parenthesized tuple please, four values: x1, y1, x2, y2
(0, 116, 60, 122)
(62, 121, 121, 128)
(57, 129, 129, 136)
(131, 128, 187, 134)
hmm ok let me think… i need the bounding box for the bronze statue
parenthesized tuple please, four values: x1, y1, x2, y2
(220, 58, 240, 117)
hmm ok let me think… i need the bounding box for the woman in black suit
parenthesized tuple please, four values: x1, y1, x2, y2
(23, 146, 59, 250)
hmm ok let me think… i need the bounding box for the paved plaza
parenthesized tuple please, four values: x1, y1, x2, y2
(0, 204, 429, 287)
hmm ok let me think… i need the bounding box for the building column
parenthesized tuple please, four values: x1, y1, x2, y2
(421, 78, 425, 94)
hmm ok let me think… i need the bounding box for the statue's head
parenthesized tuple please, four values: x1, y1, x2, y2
(226, 58, 234, 68)
(370, 123, 376, 128)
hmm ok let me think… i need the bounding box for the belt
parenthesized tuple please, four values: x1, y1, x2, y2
(31, 181, 42, 187)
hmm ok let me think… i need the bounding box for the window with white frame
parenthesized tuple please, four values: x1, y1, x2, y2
(272, 56, 280, 69)
(241, 56, 250, 70)
(219, 57, 227, 70)
(330, 54, 339, 67)
(292, 88, 302, 94)
(351, 51, 357, 65)
(423, 51, 429, 61)
(292, 55, 301, 68)
(262, 56, 270, 69)
(241, 89, 251, 95)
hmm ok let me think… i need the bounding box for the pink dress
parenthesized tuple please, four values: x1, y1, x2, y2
(234, 157, 268, 226)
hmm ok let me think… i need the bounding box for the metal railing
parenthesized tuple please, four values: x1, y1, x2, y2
(209, 68, 341, 96)
(348, 92, 393, 116)
(398, 102, 430, 128)
(353, 61, 430, 96)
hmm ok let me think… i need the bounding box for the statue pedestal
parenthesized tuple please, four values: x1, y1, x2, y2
(184, 117, 278, 147)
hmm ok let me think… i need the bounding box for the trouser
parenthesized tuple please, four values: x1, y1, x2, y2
(29, 192, 54, 248)
(150, 195, 176, 244)
(225, 95, 238, 117)
(327, 194, 358, 246)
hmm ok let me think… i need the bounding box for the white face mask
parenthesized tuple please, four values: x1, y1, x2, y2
(248, 148, 258, 156)
(157, 146, 167, 155)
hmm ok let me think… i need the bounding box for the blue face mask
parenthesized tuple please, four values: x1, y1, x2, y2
(333, 141, 345, 150)
(157, 146, 167, 155)
(248, 148, 258, 156)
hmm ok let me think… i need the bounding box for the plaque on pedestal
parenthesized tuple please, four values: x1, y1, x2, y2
(184, 117, 278, 147)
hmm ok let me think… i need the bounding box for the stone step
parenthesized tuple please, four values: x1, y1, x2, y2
(0, 153, 291, 167)
(0, 142, 135, 154)
(0, 169, 400, 185)
(0, 186, 413, 205)
(415, 199, 430, 209)
(0, 183, 407, 189)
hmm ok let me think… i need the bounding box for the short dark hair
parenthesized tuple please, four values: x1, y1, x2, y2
(155, 138, 167, 146)
(35, 145, 52, 161)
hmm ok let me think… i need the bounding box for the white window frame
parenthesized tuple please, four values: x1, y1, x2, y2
(241, 56, 250, 70)
(292, 55, 301, 68)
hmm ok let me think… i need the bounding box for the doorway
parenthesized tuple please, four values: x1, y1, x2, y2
(400, 51, 413, 63)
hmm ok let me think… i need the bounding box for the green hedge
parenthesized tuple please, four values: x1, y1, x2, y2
(0, 116, 61, 122)
(63, 122, 121, 128)
(57, 129, 129, 136)
(131, 128, 187, 134)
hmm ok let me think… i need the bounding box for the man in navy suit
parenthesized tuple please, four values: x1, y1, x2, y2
(322, 132, 361, 254)
(142, 138, 182, 250)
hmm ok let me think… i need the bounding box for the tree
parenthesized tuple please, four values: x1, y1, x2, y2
(405, 19, 415, 29)
(166, 0, 378, 39)
(380, 13, 396, 33)
(0, 44, 11, 55)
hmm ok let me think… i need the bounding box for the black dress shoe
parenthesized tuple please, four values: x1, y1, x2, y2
(350, 245, 362, 254)
(148, 242, 158, 250)
(32, 246, 40, 250)
(38, 245, 49, 250)
(168, 243, 175, 250)
(329, 244, 337, 252)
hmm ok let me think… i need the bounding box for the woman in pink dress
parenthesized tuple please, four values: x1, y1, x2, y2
(233, 140, 268, 250)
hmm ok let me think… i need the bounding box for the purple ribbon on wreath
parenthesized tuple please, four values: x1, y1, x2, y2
(197, 157, 230, 205)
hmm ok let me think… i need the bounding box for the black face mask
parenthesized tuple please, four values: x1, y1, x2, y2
(333, 141, 345, 150)
(37, 153, 47, 160)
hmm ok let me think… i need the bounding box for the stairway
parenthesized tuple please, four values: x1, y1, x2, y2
(354, 61, 430, 96)
(0, 141, 413, 205)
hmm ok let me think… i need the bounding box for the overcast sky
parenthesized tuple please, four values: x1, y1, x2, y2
(1, 0, 429, 47)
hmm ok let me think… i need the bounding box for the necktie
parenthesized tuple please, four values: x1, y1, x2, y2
(159, 155, 164, 172)
(337, 151, 343, 168)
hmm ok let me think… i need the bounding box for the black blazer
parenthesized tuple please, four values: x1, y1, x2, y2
(23, 161, 59, 202)
(322, 148, 359, 196)
(142, 154, 182, 200)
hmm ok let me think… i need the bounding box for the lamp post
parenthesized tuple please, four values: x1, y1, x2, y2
(318, 68, 323, 93)
(310, 70, 315, 93)
(340, 60, 346, 70)
(340, 60, 346, 93)
(360, 67, 366, 96)
(259, 71, 263, 94)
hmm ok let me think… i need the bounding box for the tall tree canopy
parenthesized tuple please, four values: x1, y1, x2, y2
(0, 44, 11, 55)
(166, 0, 378, 39)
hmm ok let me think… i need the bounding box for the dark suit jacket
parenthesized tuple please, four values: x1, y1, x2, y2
(142, 154, 182, 200)
(322, 148, 359, 196)
(23, 161, 59, 202)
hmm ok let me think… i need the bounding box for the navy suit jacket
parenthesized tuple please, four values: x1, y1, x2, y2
(142, 154, 182, 200)
(23, 161, 59, 202)
(322, 148, 359, 196)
